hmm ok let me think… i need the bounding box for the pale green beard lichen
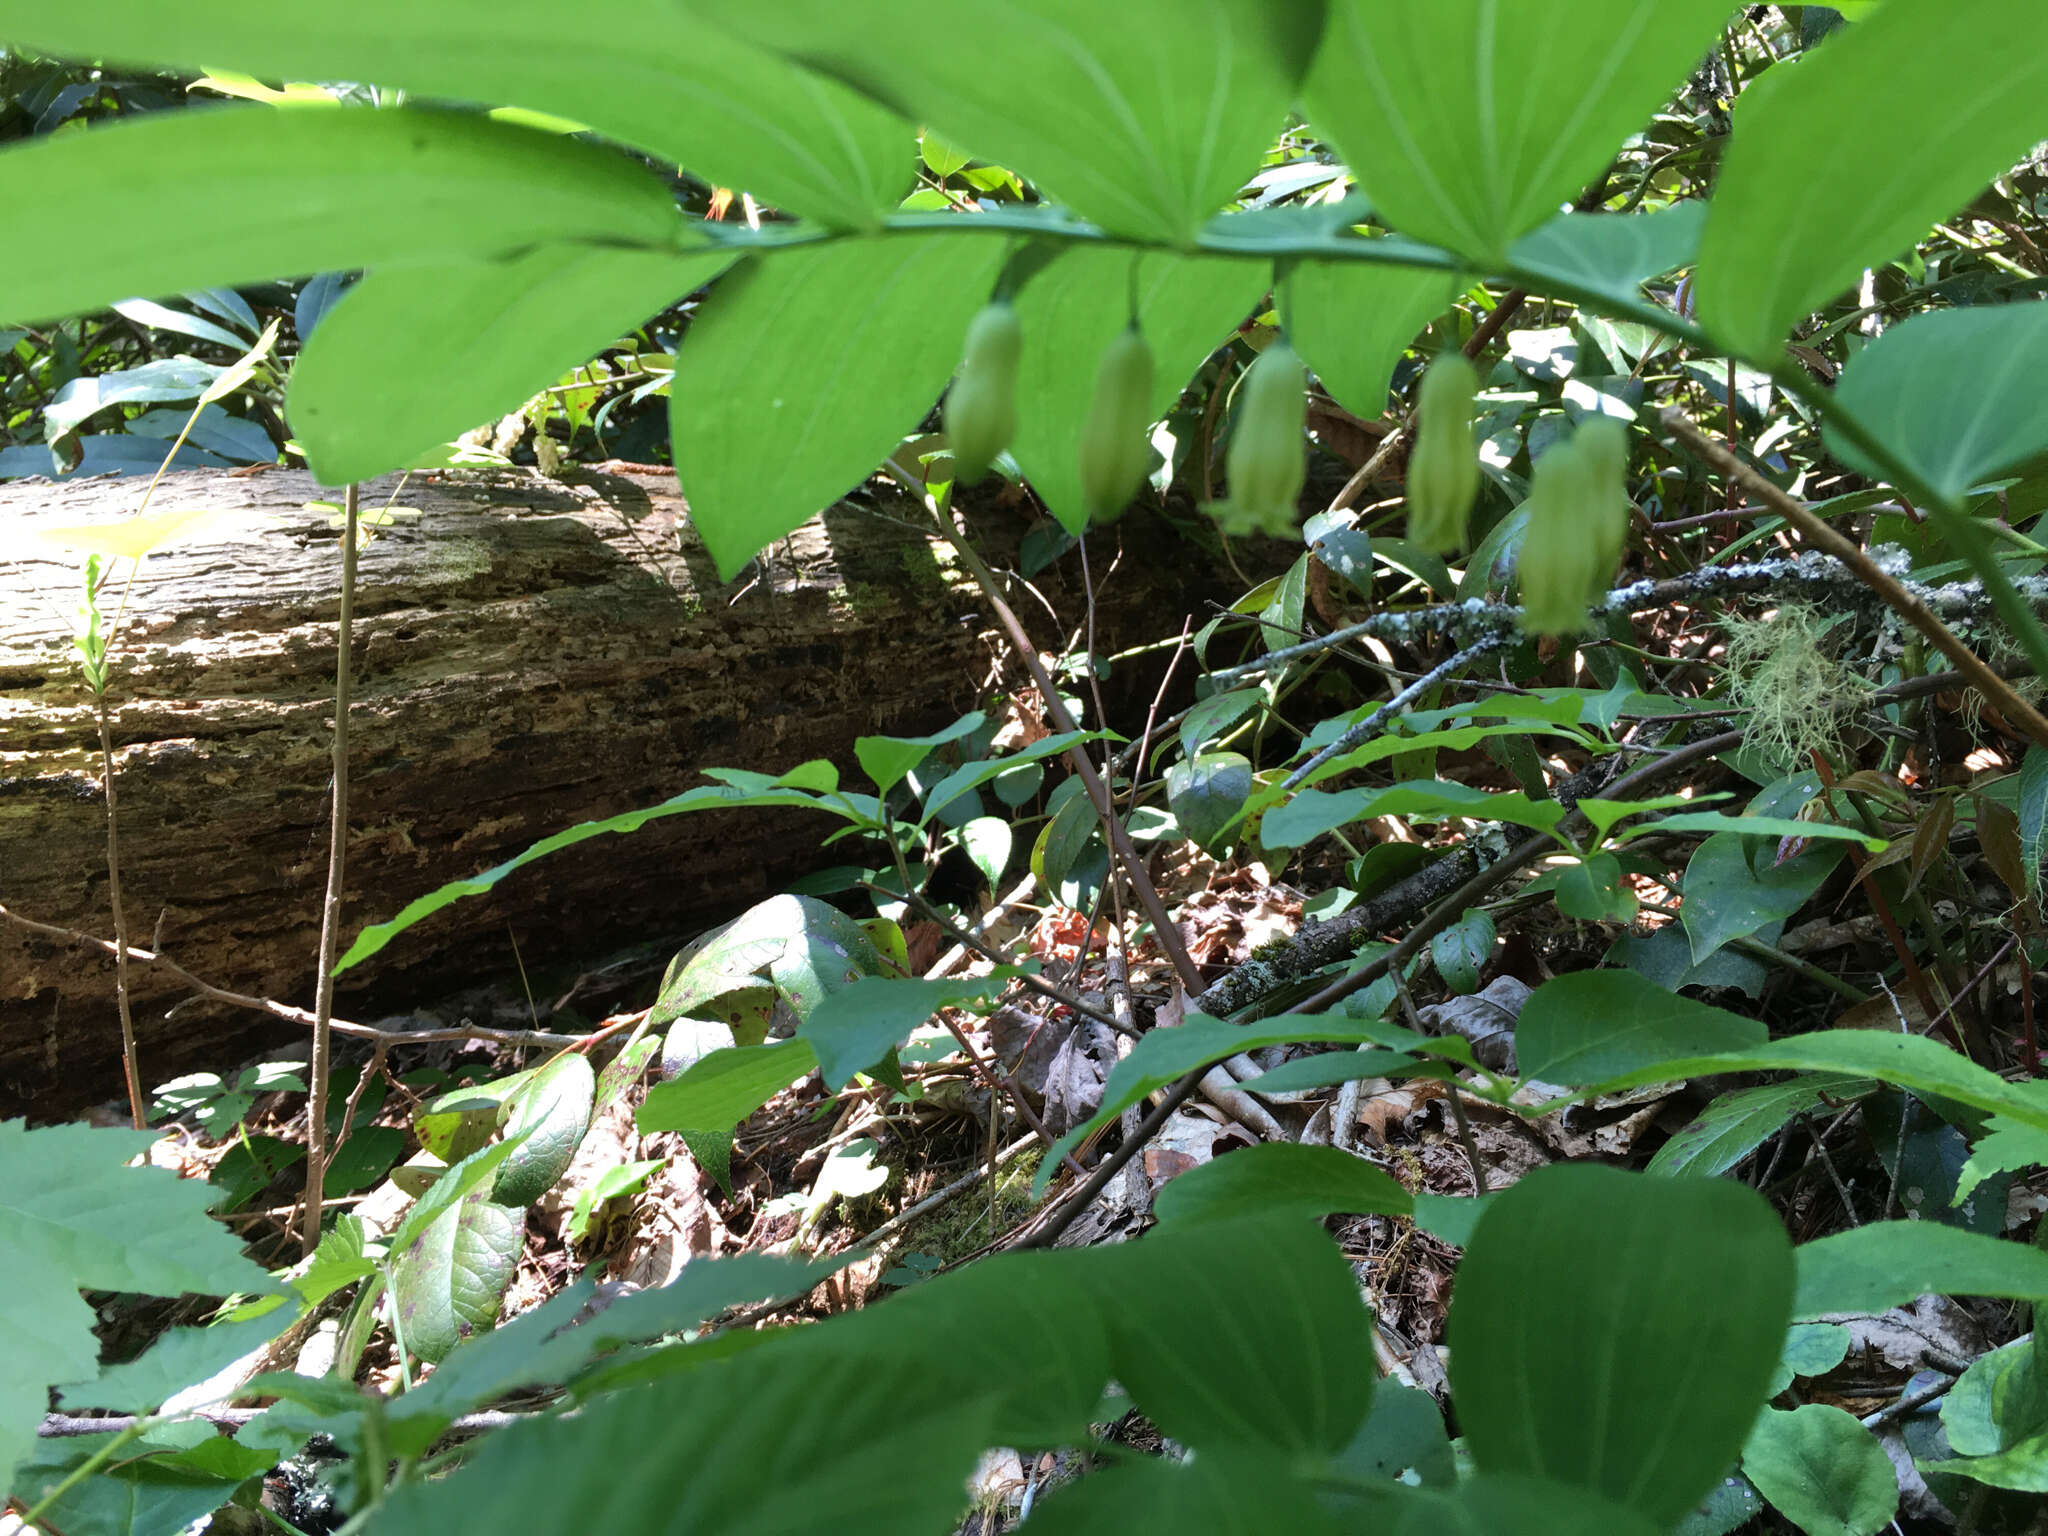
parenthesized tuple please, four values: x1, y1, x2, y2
(1721, 601, 1874, 770)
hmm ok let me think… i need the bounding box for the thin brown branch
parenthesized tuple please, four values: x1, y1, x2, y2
(0, 903, 583, 1050)
(303, 482, 359, 1256)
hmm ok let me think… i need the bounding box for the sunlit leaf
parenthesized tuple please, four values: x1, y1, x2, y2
(1695, 0, 2048, 359)
(0, 105, 686, 325)
(671, 236, 1005, 576)
(696, 0, 1325, 243)
(292, 247, 731, 483)
(0, 0, 914, 229)
(1302, 0, 1732, 265)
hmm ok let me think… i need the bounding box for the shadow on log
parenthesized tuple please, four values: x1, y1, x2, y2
(1, 466, 1243, 1116)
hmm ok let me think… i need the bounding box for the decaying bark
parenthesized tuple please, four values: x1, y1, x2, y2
(0, 466, 1233, 1115)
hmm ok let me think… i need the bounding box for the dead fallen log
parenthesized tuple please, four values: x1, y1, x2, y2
(0, 466, 1231, 1115)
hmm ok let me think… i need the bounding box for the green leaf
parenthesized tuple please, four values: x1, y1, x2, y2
(700, 0, 1325, 243)
(1449, 1164, 1794, 1528)
(0, 0, 914, 230)
(637, 1039, 817, 1137)
(1638, 812, 1884, 851)
(10, 1424, 264, 1536)
(1740, 1406, 1897, 1536)
(387, 1252, 846, 1453)
(335, 767, 861, 973)
(291, 246, 730, 483)
(0, 105, 687, 327)
(1007, 246, 1265, 534)
(1153, 1142, 1412, 1230)
(1826, 305, 2048, 503)
(1286, 259, 1454, 417)
(1302, 0, 1733, 265)
(43, 357, 224, 439)
(391, 1190, 525, 1365)
(2021, 746, 2048, 895)
(386, 1136, 530, 1258)
(1649, 1076, 1874, 1178)
(1957, 1118, 2048, 1203)
(372, 1344, 995, 1536)
(855, 712, 985, 796)
(491, 1053, 595, 1208)
(922, 730, 1103, 825)
(1432, 907, 1495, 995)
(1038, 1013, 1410, 1191)
(1262, 778, 1565, 849)
(1681, 832, 1845, 964)
(801, 972, 1017, 1090)
(1794, 1220, 2048, 1318)
(1775, 1324, 1854, 1395)
(1559, 1030, 2048, 1151)
(957, 816, 1012, 890)
(1554, 853, 1638, 924)
(1507, 204, 1706, 309)
(1337, 1382, 1458, 1488)
(59, 1301, 296, 1413)
(1695, 0, 2048, 360)
(1107, 1217, 1377, 1457)
(654, 895, 890, 1041)
(1166, 751, 1252, 850)
(1178, 688, 1265, 761)
(1514, 970, 1771, 1086)
(1917, 1436, 2048, 1493)
(671, 235, 1006, 577)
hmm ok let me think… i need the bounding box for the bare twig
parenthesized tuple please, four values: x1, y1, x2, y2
(303, 483, 360, 1256)
(93, 684, 143, 1129)
(0, 904, 582, 1050)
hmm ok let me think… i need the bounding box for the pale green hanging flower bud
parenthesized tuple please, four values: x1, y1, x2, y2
(944, 299, 1023, 486)
(1212, 336, 1307, 539)
(1405, 352, 1482, 554)
(1517, 418, 1633, 637)
(1574, 415, 1633, 580)
(1077, 323, 1156, 523)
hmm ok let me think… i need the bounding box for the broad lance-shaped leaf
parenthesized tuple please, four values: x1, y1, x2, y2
(692, 0, 1325, 244)
(1695, 0, 2048, 361)
(1007, 246, 1265, 535)
(391, 1190, 525, 1364)
(1449, 1164, 1793, 1529)
(670, 235, 1006, 577)
(292, 246, 733, 484)
(335, 766, 868, 973)
(371, 1346, 995, 1536)
(1151, 1142, 1412, 1230)
(1302, 0, 1732, 266)
(491, 1052, 595, 1208)
(1512, 970, 2048, 1136)
(637, 1039, 817, 1138)
(1826, 305, 2048, 502)
(1794, 1221, 2048, 1318)
(801, 973, 1017, 1090)
(0, 106, 686, 327)
(1037, 1012, 1449, 1192)
(1286, 259, 1454, 419)
(0, 0, 913, 230)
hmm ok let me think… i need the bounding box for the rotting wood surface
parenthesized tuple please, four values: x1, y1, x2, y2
(0, 466, 1224, 1115)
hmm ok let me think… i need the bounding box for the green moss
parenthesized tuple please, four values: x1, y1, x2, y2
(878, 1147, 1044, 1270)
